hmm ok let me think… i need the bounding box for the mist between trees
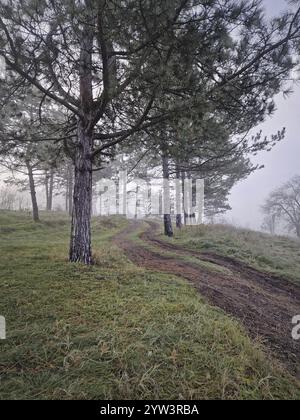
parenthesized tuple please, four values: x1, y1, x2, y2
(95, 173, 204, 226)
(0, 0, 300, 264)
(0, 165, 205, 227)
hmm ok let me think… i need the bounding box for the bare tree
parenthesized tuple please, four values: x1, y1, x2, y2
(261, 214, 277, 236)
(262, 176, 300, 238)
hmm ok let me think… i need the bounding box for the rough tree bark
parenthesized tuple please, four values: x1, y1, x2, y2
(26, 162, 39, 222)
(69, 9, 94, 264)
(162, 154, 173, 237)
(69, 123, 93, 264)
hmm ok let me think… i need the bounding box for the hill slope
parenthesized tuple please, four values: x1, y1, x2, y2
(0, 211, 299, 400)
(166, 224, 300, 284)
(115, 220, 300, 377)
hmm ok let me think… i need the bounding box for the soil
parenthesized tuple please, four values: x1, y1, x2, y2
(114, 220, 300, 377)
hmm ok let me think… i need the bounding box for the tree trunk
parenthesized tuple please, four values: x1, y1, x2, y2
(271, 214, 276, 235)
(175, 162, 182, 229)
(187, 170, 196, 225)
(26, 162, 39, 222)
(176, 213, 182, 229)
(48, 168, 54, 211)
(69, 6, 94, 264)
(45, 170, 49, 211)
(65, 181, 69, 213)
(69, 122, 93, 264)
(45, 169, 54, 211)
(181, 170, 188, 225)
(135, 185, 139, 219)
(164, 214, 173, 237)
(162, 154, 173, 237)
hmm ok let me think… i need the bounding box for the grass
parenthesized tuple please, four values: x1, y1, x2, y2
(165, 224, 300, 284)
(0, 211, 299, 400)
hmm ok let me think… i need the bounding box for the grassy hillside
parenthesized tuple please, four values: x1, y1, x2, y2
(167, 224, 300, 284)
(0, 211, 299, 400)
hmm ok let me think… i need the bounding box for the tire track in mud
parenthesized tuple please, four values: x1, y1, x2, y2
(113, 221, 300, 376)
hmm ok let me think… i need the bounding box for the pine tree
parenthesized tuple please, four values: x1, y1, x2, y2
(0, 0, 299, 262)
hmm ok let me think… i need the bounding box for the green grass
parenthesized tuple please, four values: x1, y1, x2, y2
(0, 211, 299, 400)
(166, 224, 300, 284)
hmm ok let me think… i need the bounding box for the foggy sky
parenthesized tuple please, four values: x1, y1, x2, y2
(227, 0, 300, 229)
(0, 0, 299, 231)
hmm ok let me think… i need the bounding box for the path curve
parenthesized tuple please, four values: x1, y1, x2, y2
(114, 220, 300, 376)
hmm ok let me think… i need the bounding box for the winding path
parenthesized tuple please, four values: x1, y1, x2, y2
(114, 220, 300, 376)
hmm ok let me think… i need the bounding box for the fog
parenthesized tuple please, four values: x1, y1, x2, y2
(227, 0, 300, 229)
(0, 0, 299, 231)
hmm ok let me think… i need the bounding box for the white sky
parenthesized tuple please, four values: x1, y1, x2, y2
(227, 0, 300, 229)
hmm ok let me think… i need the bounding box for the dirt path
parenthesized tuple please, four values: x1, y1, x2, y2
(114, 221, 300, 376)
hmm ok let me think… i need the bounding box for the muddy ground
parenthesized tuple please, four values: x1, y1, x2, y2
(113, 221, 300, 377)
